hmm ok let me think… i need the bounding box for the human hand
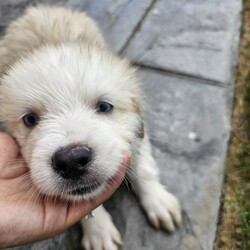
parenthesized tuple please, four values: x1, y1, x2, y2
(0, 133, 129, 248)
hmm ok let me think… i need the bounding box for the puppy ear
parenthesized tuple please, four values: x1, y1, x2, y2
(131, 97, 144, 139)
(137, 119, 144, 139)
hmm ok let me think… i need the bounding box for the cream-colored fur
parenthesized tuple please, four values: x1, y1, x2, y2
(0, 5, 105, 75)
(0, 5, 181, 250)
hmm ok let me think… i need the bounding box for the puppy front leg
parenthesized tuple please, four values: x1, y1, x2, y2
(81, 205, 122, 250)
(129, 135, 182, 232)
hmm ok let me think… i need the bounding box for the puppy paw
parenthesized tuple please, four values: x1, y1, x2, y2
(140, 183, 181, 232)
(82, 217, 122, 250)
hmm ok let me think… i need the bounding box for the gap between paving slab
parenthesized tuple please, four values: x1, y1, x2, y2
(133, 63, 229, 88)
(118, 0, 158, 55)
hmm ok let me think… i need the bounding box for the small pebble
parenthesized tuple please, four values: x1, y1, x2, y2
(188, 132, 198, 141)
(152, 9, 160, 16)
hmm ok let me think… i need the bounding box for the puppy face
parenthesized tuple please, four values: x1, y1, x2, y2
(0, 44, 142, 200)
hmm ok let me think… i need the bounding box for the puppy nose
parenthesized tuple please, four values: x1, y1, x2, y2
(52, 144, 92, 179)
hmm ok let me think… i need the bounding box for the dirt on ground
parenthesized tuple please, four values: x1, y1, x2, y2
(215, 1, 250, 249)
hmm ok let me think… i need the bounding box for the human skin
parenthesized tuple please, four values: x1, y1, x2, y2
(0, 133, 129, 248)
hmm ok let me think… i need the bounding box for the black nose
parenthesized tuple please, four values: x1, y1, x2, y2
(52, 144, 92, 179)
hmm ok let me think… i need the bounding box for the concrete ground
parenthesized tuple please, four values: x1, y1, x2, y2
(0, 0, 242, 249)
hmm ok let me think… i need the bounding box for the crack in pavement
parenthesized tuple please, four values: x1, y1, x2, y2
(118, 0, 158, 55)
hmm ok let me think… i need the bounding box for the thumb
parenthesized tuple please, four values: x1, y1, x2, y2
(0, 132, 28, 179)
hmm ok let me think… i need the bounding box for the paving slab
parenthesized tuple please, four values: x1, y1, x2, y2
(0, 0, 154, 53)
(64, 0, 154, 53)
(6, 224, 82, 250)
(123, 0, 242, 84)
(104, 69, 231, 250)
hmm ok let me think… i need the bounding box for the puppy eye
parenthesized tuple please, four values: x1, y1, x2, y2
(22, 113, 39, 127)
(96, 101, 113, 113)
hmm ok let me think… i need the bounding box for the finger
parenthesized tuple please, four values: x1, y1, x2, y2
(0, 133, 28, 178)
(0, 133, 19, 164)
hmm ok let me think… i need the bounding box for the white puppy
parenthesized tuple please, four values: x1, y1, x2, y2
(0, 5, 181, 250)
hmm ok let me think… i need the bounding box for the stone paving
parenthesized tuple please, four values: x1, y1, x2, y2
(0, 0, 242, 249)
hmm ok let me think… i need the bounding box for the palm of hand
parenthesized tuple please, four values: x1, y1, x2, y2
(0, 133, 128, 248)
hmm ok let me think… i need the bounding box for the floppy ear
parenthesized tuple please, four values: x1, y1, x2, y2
(135, 102, 144, 139)
(137, 118, 144, 139)
(132, 97, 144, 139)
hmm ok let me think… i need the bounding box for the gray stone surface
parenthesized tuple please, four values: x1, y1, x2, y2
(7, 224, 82, 250)
(105, 69, 231, 250)
(123, 0, 242, 84)
(0, 0, 242, 250)
(0, 0, 154, 53)
(64, 0, 154, 53)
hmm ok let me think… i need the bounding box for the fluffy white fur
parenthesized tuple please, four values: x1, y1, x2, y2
(0, 5, 181, 250)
